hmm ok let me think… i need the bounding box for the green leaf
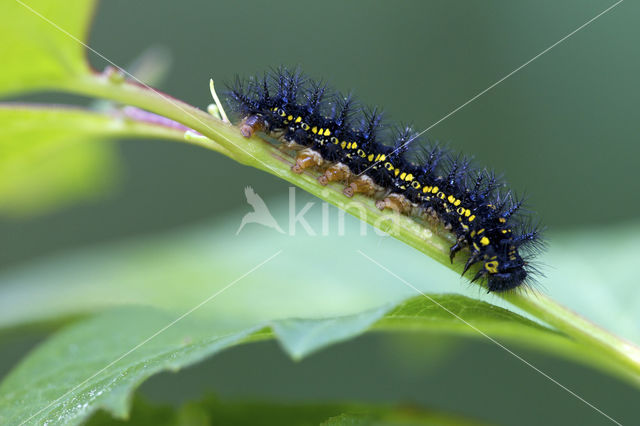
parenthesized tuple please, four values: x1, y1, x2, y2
(85, 394, 488, 426)
(0, 105, 187, 216)
(0, 202, 521, 331)
(0, 204, 636, 364)
(0, 206, 635, 424)
(0, 0, 95, 96)
(0, 296, 541, 425)
(0, 306, 256, 425)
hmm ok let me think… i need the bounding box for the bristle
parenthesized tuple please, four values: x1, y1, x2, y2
(224, 68, 545, 292)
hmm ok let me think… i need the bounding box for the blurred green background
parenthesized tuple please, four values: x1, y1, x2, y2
(1, 0, 638, 424)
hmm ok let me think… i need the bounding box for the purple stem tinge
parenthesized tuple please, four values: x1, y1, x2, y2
(122, 106, 199, 134)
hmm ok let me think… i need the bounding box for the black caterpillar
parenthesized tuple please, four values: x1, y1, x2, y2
(226, 68, 543, 292)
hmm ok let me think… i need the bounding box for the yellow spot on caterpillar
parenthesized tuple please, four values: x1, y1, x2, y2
(431, 186, 439, 194)
(473, 243, 480, 251)
(330, 137, 339, 144)
(318, 128, 324, 135)
(447, 195, 455, 203)
(357, 149, 366, 157)
(461, 224, 469, 230)
(351, 142, 357, 149)
(456, 207, 465, 215)
(422, 186, 430, 193)
(454, 199, 461, 206)
(405, 174, 414, 181)
(499, 217, 506, 223)
(312, 126, 318, 134)
(394, 168, 400, 176)
(470, 230, 476, 237)
(323, 128, 331, 136)
(485, 260, 499, 273)
(341, 141, 346, 149)
(468, 214, 475, 221)
(478, 229, 484, 234)
(400, 172, 406, 180)
(465, 210, 471, 217)
(502, 229, 508, 234)
(301, 123, 310, 131)
(437, 192, 445, 199)
(411, 181, 420, 189)
(368, 154, 374, 161)
(480, 236, 490, 246)
(385, 162, 394, 171)
(287, 115, 293, 121)
(278, 109, 286, 117)
(295, 116, 302, 123)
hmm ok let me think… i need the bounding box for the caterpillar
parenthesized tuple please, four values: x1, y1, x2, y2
(225, 68, 543, 292)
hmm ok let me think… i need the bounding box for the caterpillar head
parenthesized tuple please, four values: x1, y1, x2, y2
(483, 256, 528, 292)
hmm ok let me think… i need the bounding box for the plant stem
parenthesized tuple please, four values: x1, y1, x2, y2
(61, 71, 640, 386)
(503, 291, 640, 383)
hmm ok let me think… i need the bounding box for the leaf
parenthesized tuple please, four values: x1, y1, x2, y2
(0, 295, 545, 425)
(0, 200, 520, 330)
(0, 203, 631, 424)
(1, 203, 640, 423)
(0, 201, 635, 361)
(0, 104, 185, 216)
(0, 306, 256, 425)
(0, 0, 96, 96)
(85, 394, 488, 426)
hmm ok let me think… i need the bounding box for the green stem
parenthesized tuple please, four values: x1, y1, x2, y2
(60, 71, 640, 386)
(503, 291, 640, 383)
